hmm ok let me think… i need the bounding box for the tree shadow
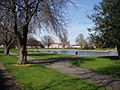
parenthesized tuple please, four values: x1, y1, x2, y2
(0, 67, 20, 90)
(96, 64, 120, 77)
(29, 55, 96, 66)
(28, 53, 60, 56)
(0, 50, 4, 53)
(22, 78, 104, 90)
(69, 57, 97, 67)
(98, 56, 119, 60)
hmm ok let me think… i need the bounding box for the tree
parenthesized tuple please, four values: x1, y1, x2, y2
(75, 34, 87, 48)
(41, 35, 54, 48)
(59, 30, 68, 48)
(0, 0, 70, 64)
(87, 34, 104, 48)
(0, 5, 15, 55)
(89, 0, 120, 58)
(0, 29, 15, 55)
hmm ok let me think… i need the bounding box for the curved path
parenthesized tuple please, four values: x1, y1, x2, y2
(45, 62, 120, 90)
(29, 57, 120, 90)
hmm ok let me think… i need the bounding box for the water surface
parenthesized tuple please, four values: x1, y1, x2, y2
(31, 49, 118, 56)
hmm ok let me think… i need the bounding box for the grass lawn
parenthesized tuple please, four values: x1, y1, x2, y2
(69, 56, 120, 77)
(0, 54, 105, 90)
(28, 52, 71, 59)
(27, 48, 76, 50)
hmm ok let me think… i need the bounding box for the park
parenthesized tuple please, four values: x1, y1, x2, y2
(0, 0, 120, 90)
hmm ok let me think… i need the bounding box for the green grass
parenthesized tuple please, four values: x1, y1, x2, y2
(0, 54, 105, 90)
(28, 52, 71, 59)
(27, 48, 76, 50)
(70, 56, 120, 77)
(10, 48, 19, 54)
(27, 48, 115, 51)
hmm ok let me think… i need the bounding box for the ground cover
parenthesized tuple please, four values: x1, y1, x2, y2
(0, 54, 105, 90)
(70, 56, 120, 77)
(28, 51, 71, 59)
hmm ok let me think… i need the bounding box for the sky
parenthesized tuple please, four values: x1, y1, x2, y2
(66, 0, 102, 45)
(34, 0, 102, 45)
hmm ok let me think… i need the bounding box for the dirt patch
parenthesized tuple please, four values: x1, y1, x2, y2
(14, 64, 32, 67)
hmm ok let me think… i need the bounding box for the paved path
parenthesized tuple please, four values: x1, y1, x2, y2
(0, 62, 20, 90)
(45, 62, 120, 90)
(29, 57, 120, 90)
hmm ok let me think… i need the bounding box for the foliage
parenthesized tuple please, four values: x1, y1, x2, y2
(88, 0, 120, 58)
(75, 34, 87, 48)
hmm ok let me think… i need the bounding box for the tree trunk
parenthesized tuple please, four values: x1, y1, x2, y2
(12, 2, 28, 64)
(17, 25, 28, 65)
(48, 45, 50, 48)
(117, 45, 120, 59)
(17, 44, 28, 64)
(4, 45, 10, 55)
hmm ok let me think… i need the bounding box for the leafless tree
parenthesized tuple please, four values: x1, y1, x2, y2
(41, 35, 54, 48)
(0, 0, 71, 64)
(0, 4, 15, 55)
(75, 34, 87, 48)
(59, 30, 68, 48)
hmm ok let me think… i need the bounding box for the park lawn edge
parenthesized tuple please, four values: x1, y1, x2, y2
(0, 54, 106, 90)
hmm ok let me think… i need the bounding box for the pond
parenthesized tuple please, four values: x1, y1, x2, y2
(31, 49, 118, 56)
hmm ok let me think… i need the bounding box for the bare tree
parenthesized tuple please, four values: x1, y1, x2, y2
(0, 5, 15, 55)
(0, 0, 71, 64)
(41, 35, 54, 48)
(59, 30, 68, 48)
(75, 34, 87, 48)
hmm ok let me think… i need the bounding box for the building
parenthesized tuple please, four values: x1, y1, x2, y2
(71, 45, 81, 48)
(47, 43, 62, 48)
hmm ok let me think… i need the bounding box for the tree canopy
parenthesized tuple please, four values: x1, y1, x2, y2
(41, 35, 54, 48)
(0, 0, 71, 64)
(89, 0, 120, 58)
(75, 34, 87, 48)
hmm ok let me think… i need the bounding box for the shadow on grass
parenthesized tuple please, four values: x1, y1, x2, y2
(70, 56, 120, 77)
(22, 78, 104, 90)
(0, 65, 20, 90)
(96, 63, 120, 77)
(99, 56, 119, 60)
(28, 53, 59, 57)
(29, 56, 96, 67)
(0, 51, 4, 53)
(70, 57, 96, 67)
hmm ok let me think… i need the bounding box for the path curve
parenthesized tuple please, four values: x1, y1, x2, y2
(29, 57, 120, 90)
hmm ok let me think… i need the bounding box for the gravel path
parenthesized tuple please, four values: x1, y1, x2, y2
(0, 62, 20, 90)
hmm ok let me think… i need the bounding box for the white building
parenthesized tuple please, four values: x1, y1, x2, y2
(71, 45, 81, 48)
(48, 43, 63, 48)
